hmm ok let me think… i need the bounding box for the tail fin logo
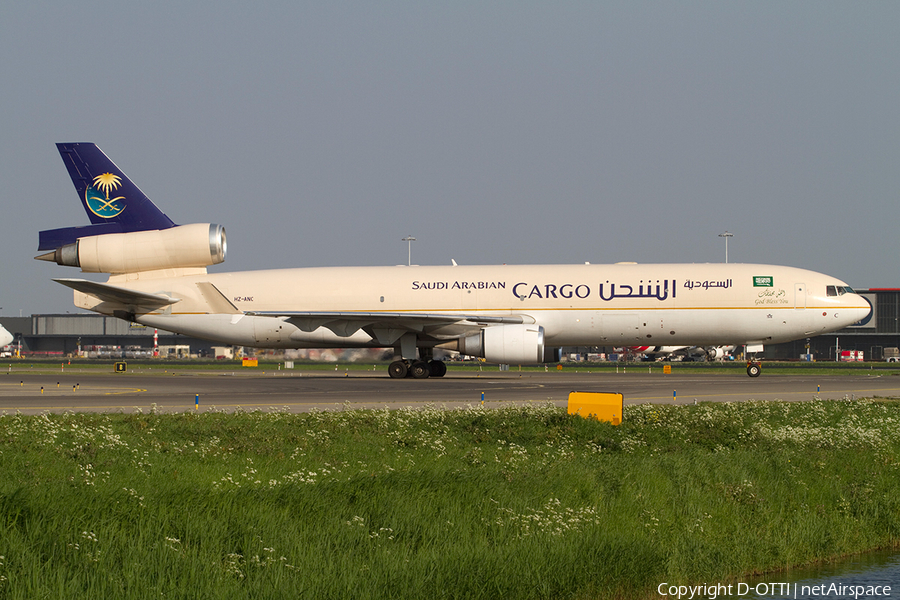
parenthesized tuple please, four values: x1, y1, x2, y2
(86, 173, 127, 218)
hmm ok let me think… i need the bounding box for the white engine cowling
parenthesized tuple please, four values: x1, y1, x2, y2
(706, 346, 735, 361)
(43, 223, 226, 274)
(457, 324, 549, 364)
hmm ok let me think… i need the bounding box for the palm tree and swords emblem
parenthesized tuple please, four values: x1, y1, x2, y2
(85, 173, 126, 218)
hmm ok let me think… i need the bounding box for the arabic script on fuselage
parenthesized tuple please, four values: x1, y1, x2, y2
(755, 288, 788, 305)
(683, 279, 732, 290)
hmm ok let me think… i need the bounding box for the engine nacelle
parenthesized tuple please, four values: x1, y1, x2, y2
(457, 324, 551, 364)
(39, 223, 226, 274)
(705, 346, 735, 361)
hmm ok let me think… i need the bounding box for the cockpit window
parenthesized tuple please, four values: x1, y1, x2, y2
(827, 285, 855, 297)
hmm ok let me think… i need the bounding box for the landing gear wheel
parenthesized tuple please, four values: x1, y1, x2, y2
(410, 361, 430, 379)
(388, 360, 408, 379)
(746, 362, 761, 377)
(428, 360, 447, 377)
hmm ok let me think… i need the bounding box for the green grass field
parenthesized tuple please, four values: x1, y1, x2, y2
(1, 399, 900, 599)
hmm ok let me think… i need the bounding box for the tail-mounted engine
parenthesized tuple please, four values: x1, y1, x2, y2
(36, 223, 226, 274)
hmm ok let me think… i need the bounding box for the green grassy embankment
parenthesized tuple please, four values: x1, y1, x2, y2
(1, 399, 900, 599)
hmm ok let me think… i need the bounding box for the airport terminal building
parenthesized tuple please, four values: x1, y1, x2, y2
(0, 315, 209, 358)
(0, 288, 896, 361)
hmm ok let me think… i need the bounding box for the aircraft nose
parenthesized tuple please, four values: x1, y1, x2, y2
(844, 294, 873, 327)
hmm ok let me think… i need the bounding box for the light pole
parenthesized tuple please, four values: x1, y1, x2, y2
(401, 235, 416, 266)
(718, 231, 733, 263)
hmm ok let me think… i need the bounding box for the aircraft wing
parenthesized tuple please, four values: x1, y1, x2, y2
(53, 278, 181, 307)
(247, 311, 524, 342)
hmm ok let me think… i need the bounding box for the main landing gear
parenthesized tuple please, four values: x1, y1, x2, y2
(388, 359, 447, 379)
(746, 360, 761, 377)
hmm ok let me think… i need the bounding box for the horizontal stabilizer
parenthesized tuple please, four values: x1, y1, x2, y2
(39, 223, 127, 251)
(53, 278, 181, 307)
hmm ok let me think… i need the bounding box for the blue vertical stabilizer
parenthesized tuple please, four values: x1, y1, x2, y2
(39, 143, 176, 250)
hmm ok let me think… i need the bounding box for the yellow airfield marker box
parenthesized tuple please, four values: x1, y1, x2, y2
(567, 391, 624, 425)
(242, 358, 258, 367)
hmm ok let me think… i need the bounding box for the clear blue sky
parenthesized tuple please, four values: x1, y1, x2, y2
(1, 2, 897, 315)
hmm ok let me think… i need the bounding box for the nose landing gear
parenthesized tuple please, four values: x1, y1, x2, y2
(746, 360, 761, 377)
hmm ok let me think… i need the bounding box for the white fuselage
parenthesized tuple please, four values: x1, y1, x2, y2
(0, 325, 13, 349)
(71, 262, 871, 351)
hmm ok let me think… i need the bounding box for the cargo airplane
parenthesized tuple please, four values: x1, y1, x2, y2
(37, 143, 870, 378)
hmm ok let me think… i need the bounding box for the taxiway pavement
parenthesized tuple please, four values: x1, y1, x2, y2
(1, 366, 898, 414)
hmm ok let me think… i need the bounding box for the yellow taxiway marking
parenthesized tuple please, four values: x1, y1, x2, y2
(0, 385, 147, 396)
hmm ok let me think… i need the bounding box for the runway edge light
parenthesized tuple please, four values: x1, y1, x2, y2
(567, 391, 623, 425)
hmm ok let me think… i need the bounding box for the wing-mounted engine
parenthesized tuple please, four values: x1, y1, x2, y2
(705, 345, 736, 361)
(36, 223, 226, 274)
(454, 324, 559, 364)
